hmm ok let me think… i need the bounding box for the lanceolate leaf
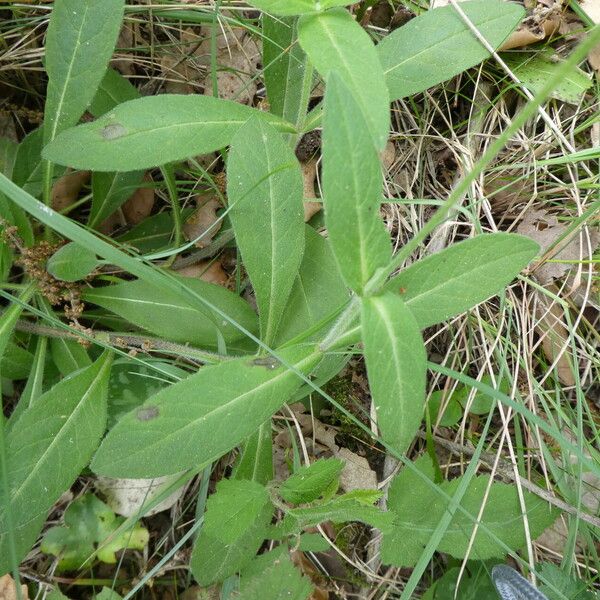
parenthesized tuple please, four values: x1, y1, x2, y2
(91, 345, 321, 478)
(89, 68, 140, 118)
(0, 352, 112, 575)
(43, 95, 296, 171)
(361, 293, 427, 455)
(233, 422, 274, 486)
(88, 68, 145, 229)
(248, 0, 354, 16)
(50, 337, 92, 377)
(381, 456, 557, 567)
(191, 479, 273, 585)
(274, 225, 349, 346)
(378, 0, 524, 100)
(82, 276, 258, 348)
(386, 233, 540, 329)
(322, 73, 391, 293)
(228, 118, 304, 346)
(263, 16, 312, 128)
(298, 8, 389, 149)
(43, 0, 125, 144)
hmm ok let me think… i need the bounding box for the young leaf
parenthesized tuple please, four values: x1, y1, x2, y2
(386, 233, 540, 329)
(233, 422, 274, 486)
(279, 493, 393, 535)
(43, 95, 296, 172)
(279, 458, 344, 505)
(228, 117, 304, 346)
(361, 293, 427, 455)
(190, 479, 273, 585)
(240, 551, 313, 600)
(40, 493, 148, 571)
(378, 0, 525, 100)
(248, 0, 353, 16)
(263, 16, 312, 128)
(381, 456, 557, 567)
(274, 226, 349, 346)
(89, 170, 145, 229)
(43, 0, 125, 144)
(298, 8, 390, 149)
(50, 337, 92, 377)
(0, 352, 112, 575)
(321, 72, 391, 293)
(91, 345, 321, 478)
(47, 242, 100, 282)
(82, 276, 258, 348)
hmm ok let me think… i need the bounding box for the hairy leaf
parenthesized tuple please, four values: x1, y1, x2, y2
(44, 0, 125, 144)
(382, 456, 557, 567)
(248, 0, 353, 16)
(0, 353, 112, 575)
(82, 276, 258, 348)
(47, 242, 100, 281)
(91, 345, 321, 478)
(362, 293, 427, 455)
(89, 68, 140, 118)
(50, 337, 92, 377)
(43, 95, 296, 171)
(299, 8, 389, 148)
(386, 234, 539, 328)
(263, 16, 312, 128)
(322, 72, 391, 293)
(228, 118, 304, 345)
(280, 458, 344, 505)
(240, 551, 313, 600)
(275, 226, 349, 346)
(191, 479, 273, 585)
(233, 422, 274, 486)
(378, 0, 524, 100)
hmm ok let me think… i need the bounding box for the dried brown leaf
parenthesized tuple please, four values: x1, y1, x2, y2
(121, 173, 154, 225)
(51, 169, 90, 212)
(335, 447, 377, 492)
(516, 209, 600, 284)
(176, 260, 229, 286)
(302, 159, 321, 222)
(183, 196, 222, 248)
(0, 575, 28, 600)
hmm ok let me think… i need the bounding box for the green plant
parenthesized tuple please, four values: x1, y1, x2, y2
(1, 0, 599, 597)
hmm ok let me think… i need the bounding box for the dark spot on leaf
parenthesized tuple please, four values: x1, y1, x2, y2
(100, 123, 127, 140)
(250, 356, 281, 370)
(399, 287, 407, 294)
(136, 406, 159, 421)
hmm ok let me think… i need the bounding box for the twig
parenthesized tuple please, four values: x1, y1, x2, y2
(14, 319, 225, 364)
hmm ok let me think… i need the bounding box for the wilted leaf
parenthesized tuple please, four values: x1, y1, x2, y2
(336, 448, 377, 493)
(41, 493, 148, 570)
(516, 209, 599, 284)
